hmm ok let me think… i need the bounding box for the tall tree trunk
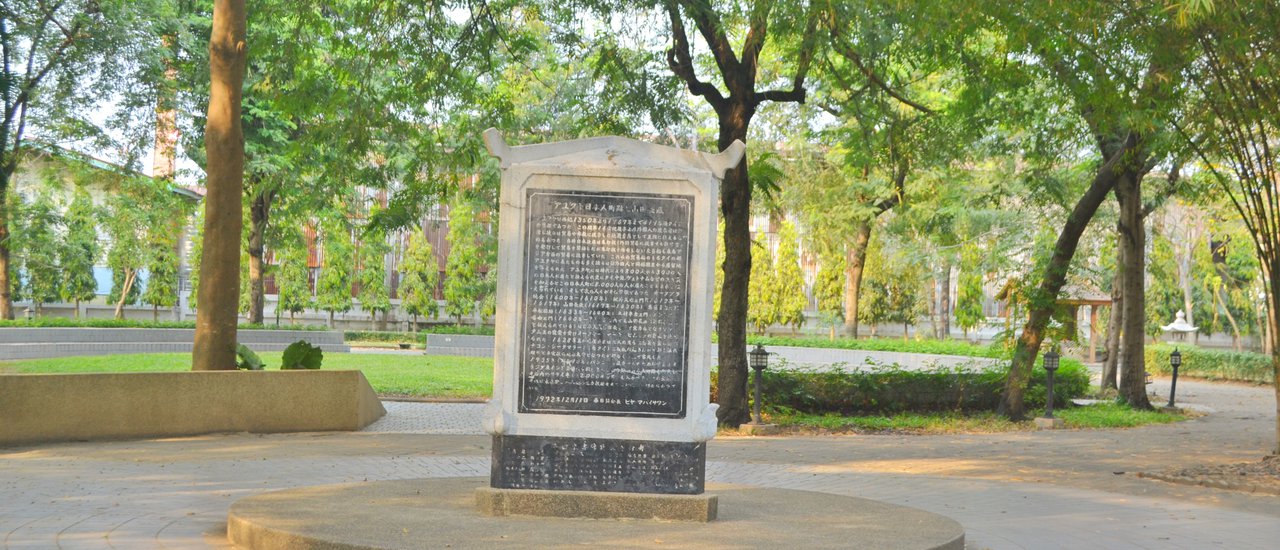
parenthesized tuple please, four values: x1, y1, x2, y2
(0, 177, 12, 320)
(114, 271, 137, 320)
(1266, 261, 1280, 455)
(842, 220, 872, 338)
(928, 274, 939, 338)
(939, 262, 952, 339)
(1217, 286, 1242, 352)
(1116, 169, 1153, 409)
(715, 105, 753, 428)
(999, 138, 1135, 419)
(192, 0, 247, 371)
(1101, 242, 1124, 390)
(247, 189, 271, 325)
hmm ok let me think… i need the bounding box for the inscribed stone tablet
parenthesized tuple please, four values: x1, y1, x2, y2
(519, 189, 693, 418)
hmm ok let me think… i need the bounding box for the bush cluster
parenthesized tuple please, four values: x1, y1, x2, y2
(712, 359, 1089, 414)
(344, 326, 496, 342)
(739, 334, 1008, 359)
(1144, 344, 1274, 384)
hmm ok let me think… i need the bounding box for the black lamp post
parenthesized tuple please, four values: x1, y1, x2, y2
(1043, 348, 1060, 419)
(748, 344, 770, 424)
(1167, 348, 1182, 408)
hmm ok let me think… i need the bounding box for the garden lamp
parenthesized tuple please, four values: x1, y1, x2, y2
(1167, 348, 1182, 408)
(749, 344, 769, 424)
(1043, 348, 1060, 419)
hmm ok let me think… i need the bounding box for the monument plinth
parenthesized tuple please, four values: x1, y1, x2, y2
(480, 129, 742, 519)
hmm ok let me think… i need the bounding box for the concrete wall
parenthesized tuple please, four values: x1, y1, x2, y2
(0, 328, 349, 360)
(0, 370, 385, 446)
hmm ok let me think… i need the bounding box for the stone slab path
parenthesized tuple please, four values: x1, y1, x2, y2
(2, 378, 1277, 549)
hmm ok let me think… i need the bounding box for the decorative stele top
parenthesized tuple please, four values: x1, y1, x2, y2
(481, 129, 744, 445)
(1160, 310, 1198, 333)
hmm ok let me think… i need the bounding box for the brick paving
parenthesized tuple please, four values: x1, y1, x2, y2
(2, 378, 1278, 549)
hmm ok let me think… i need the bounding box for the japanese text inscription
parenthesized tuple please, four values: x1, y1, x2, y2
(519, 189, 694, 417)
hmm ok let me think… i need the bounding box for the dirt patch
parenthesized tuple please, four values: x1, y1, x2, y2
(1139, 455, 1280, 495)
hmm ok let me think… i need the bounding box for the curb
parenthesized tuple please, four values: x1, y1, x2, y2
(1136, 471, 1280, 495)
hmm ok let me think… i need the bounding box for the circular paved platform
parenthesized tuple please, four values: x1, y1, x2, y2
(228, 477, 964, 549)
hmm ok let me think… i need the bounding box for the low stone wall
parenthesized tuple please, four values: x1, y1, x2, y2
(0, 328, 349, 360)
(0, 370, 385, 446)
(424, 334, 495, 357)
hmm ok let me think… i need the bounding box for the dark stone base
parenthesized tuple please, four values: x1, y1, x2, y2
(490, 434, 705, 494)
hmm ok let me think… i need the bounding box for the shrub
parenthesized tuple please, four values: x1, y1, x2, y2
(344, 325, 495, 343)
(711, 358, 1088, 414)
(235, 344, 264, 370)
(1145, 344, 1274, 384)
(281, 340, 323, 370)
(736, 335, 1008, 359)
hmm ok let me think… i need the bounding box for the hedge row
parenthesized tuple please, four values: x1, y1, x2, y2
(740, 335, 1007, 359)
(712, 359, 1089, 414)
(1145, 344, 1275, 384)
(344, 325, 495, 343)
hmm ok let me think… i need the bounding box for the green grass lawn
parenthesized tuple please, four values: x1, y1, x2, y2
(0, 353, 494, 399)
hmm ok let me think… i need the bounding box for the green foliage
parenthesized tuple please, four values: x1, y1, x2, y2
(859, 231, 924, 331)
(813, 249, 844, 323)
(713, 221, 726, 319)
(357, 233, 391, 319)
(711, 360, 1088, 415)
(103, 193, 146, 309)
(343, 325, 496, 343)
(443, 198, 493, 325)
(141, 224, 179, 311)
(235, 344, 264, 371)
(745, 334, 1007, 358)
(1145, 344, 1274, 385)
(399, 228, 440, 324)
(747, 236, 777, 333)
(280, 340, 323, 370)
(186, 208, 204, 311)
(954, 244, 986, 336)
(275, 229, 312, 319)
(773, 221, 807, 331)
(315, 216, 354, 319)
(15, 192, 63, 308)
(59, 190, 99, 308)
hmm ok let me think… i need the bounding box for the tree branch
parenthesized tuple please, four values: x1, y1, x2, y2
(827, 25, 931, 114)
(663, 1, 725, 108)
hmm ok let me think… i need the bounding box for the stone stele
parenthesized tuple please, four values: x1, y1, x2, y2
(479, 129, 744, 519)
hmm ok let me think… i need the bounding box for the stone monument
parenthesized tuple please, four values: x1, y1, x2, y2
(476, 129, 743, 521)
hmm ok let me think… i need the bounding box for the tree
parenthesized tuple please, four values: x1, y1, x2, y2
(954, 244, 985, 341)
(773, 220, 807, 332)
(969, 1, 1195, 418)
(0, 0, 164, 319)
(812, 249, 844, 338)
(315, 216, 354, 328)
(59, 190, 98, 318)
(746, 235, 776, 335)
(660, 0, 820, 427)
(274, 229, 312, 325)
(443, 198, 490, 326)
(103, 194, 147, 320)
(192, 0, 247, 371)
(142, 226, 180, 322)
(399, 228, 439, 330)
(1179, 0, 1280, 453)
(16, 192, 62, 315)
(357, 232, 391, 329)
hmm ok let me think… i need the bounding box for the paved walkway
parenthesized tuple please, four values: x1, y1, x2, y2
(2, 378, 1277, 549)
